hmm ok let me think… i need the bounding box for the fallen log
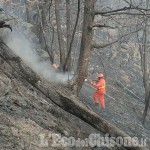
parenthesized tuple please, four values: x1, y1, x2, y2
(0, 41, 148, 150)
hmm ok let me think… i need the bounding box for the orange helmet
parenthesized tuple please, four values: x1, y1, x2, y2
(97, 73, 104, 78)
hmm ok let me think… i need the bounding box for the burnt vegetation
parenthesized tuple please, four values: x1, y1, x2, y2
(0, 0, 150, 150)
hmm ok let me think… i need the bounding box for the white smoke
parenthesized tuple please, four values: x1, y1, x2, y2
(5, 30, 72, 83)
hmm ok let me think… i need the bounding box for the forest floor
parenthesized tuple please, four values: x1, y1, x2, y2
(0, 44, 149, 150)
(0, 9, 149, 150)
(80, 78, 150, 149)
(0, 70, 108, 150)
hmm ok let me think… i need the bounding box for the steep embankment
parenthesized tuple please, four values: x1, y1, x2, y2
(0, 36, 148, 150)
(0, 70, 100, 150)
(80, 42, 150, 149)
(0, 10, 149, 150)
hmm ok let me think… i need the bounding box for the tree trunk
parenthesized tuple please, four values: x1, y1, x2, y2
(64, 0, 71, 71)
(138, 18, 150, 124)
(63, 0, 80, 72)
(0, 41, 147, 150)
(142, 20, 149, 94)
(24, 0, 32, 23)
(36, 3, 47, 50)
(143, 91, 150, 124)
(66, 0, 71, 54)
(55, 0, 65, 68)
(36, 3, 54, 64)
(73, 0, 94, 95)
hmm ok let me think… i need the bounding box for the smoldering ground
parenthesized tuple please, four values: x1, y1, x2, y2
(5, 29, 72, 83)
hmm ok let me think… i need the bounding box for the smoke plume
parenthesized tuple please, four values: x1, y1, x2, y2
(5, 29, 72, 83)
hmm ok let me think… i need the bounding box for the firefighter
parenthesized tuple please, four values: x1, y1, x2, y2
(52, 64, 59, 69)
(90, 73, 106, 109)
(51, 63, 62, 73)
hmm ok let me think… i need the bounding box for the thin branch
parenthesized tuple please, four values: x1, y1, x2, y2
(95, 6, 150, 16)
(142, 91, 150, 124)
(100, 12, 150, 16)
(93, 50, 107, 79)
(92, 27, 142, 49)
(92, 40, 119, 49)
(95, 6, 133, 15)
(91, 23, 117, 29)
(123, 0, 131, 6)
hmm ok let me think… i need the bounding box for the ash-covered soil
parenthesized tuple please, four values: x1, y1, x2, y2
(80, 46, 150, 149)
(0, 70, 108, 150)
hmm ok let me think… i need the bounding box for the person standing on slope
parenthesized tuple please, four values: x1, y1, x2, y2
(90, 73, 106, 109)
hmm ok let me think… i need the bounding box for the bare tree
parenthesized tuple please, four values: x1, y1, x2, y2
(72, 0, 95, 95)
(137, 17, 150, 125)
(36, 2, 54, 64)
(63, 0, 80, 71)
(55, 0, 65, 68)
(24, 0, 32, 23)
(71, 0, 150, 95)
(63, 0, 71, 71)
(134, 0, 150, 124)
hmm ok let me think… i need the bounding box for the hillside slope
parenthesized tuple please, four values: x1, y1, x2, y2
(0, 10, 149, 150)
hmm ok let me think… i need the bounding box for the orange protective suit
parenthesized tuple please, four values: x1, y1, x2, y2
(91, 78, 106, 109)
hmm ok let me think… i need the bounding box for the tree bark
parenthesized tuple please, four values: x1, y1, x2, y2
(142, 91, 150, 124)
(36, 4, 47, 50)
(63, 0, 71, 71)
(137, 18, 150, 124)
(55, 0, 65, 68)
(73, 0, 94, 95)
(36, 3, 54, 64)
(24, 0, 32, 23)
(63, 0, 80, 72)
(66, 0, 71, 54)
